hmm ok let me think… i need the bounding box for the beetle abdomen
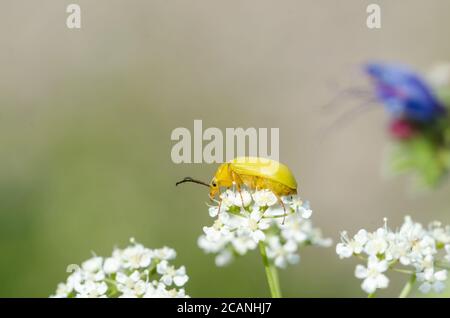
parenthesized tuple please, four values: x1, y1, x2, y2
(230, 157, 298, 190)
(238, 174, 297, 196)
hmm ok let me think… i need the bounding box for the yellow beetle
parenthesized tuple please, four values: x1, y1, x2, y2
(176, 157, 298, 214)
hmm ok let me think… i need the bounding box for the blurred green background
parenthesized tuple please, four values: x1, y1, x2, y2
(1, 0, 450, 297)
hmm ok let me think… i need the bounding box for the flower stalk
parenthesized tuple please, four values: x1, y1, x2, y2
(259, 242, 282, 298)
(399, 274, 416, 298)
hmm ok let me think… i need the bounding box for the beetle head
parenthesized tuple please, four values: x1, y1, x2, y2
(209, 178, 219, 199)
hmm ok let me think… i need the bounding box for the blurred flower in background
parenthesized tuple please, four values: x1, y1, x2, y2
(365, 62, 450, 187)
(51, 239, 189, 298)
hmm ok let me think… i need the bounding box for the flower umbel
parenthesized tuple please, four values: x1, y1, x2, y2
(336, 216, 450, 296)
(51, 239, 189, 298)
(198, 189, 332, 268)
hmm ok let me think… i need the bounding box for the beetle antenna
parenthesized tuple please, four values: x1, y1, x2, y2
(176, 177, 210, 188)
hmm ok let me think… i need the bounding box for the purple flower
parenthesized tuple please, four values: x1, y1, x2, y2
(366, 62, 446, 123)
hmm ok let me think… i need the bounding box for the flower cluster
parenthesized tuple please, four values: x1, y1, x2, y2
(198, 189, 332, 268)
(51, 239, 189, 298)
(366, 62, 450, 187)
(336, 216, 450, 295)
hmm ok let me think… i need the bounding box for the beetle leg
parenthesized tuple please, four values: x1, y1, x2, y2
(231, 171, 246, 210)
(210, 193, 222, 217)
(275, 194, 287, 225)
(217, 198, 222, 216)
(238, 187, 245, 209)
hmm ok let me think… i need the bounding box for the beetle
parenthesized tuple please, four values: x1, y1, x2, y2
(176, 157, 298, 219)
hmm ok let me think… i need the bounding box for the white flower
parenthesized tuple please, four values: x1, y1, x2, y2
(143, 281, 186, 298)
(79, 256, 105, 282)
(428, 222, 450, 245)
(82, 256, 103, 273)
(142, 282, 167, 298)
(208, 206, 219, 217)
(166, 287, 189, 298)
(203, 219, 233, 243)
(198, 234, 229, 254)
(52, 283, 73, 298)
(215, 249, 234, 267)
(103, 257, 121, 274)
(280, 215, 308, 243)
(413, 254, 434, 272)
(232, 190, 252, 207)
(266, 237, 300, 268)
(445, 245, 450, 262)
(219, 190, 239, 209)
(253, 190, 278, 207)
(411, 236, 436, 259)
(240, 210, 271, 243)
(51, 239, 189, 298)
(417, 268, 447, 294)
(121, 242, 153, 269)
(116, 271, 147, 297)
(288, 198, 312, 219)
(337, 216, 450, 296)
(298, 206, 312, 219)
(75, 281, 108, 298)
(153, 247, 177, 261)
(364, 228, 388, 256)
(354, 257, 389, 294)
(231, 234, 257, 255)
(336, 230, 368, 259)
(156, 260, 189, 287)
(197, 188, 331, 269)
(303, 221, 333, 247)
(336, 243, 353, 259)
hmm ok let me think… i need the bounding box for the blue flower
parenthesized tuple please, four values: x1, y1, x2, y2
(365, 62, 446, 122)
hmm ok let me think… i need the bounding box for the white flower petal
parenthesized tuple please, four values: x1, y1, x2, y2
(354, 265, 368, 279)
(174, 275, 189, 287)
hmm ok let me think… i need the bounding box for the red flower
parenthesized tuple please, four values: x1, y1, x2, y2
(389, 119, 416, 140)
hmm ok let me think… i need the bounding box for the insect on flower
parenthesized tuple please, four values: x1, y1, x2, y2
(176, 157, 298, 219)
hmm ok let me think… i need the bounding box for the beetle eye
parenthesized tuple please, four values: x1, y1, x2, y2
(212, 182, 217, 187)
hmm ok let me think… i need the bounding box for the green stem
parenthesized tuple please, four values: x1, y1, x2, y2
(435, 261, 450, 270)
(258, 242, 282, 298)
(391, 268, 414, 275)
(368, 293, 376, 298)
(399, 274, 416, 298)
